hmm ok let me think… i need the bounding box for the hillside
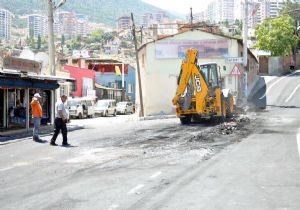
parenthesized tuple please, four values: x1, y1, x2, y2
(0, 0, 178, 26)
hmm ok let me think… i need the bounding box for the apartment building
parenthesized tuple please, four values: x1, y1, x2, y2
(28, 14, 48, 38)
(0, 9, 13, 40)
(207, 0, 235, 24)
(117, 15, 132, 32)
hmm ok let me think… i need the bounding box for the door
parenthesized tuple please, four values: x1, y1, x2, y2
(0, 89, 4, 128)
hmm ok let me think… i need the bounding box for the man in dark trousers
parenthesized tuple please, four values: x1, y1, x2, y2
(50, 94, 69, 146)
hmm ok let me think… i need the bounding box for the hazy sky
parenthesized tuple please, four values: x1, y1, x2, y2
(142, 0, 214, 14)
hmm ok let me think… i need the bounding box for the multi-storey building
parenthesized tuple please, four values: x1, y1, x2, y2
(28, 14, 48, 38)
(186, 11, 208, 23)
(249, 0, 285, 29)
(117, 15, 132, 32)
(77, 19, 89, 37)
(0, 9, 13, 40)
(153, 11, 169, 24)
(59, 11, 77, 38)
(207, 0, 235, 24)
(142, 13, 154, 28)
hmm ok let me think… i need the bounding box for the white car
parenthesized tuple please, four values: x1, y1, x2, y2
(95, 100, 117, 117)
(116, 101, 134, 115)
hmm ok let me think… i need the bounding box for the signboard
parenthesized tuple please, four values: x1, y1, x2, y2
(155, 39, 229, 59)
(230, 64, 242, 76)
(86, 89, 96, 98)
(3, 57, 41, 74)
(225, 57, 243, 64)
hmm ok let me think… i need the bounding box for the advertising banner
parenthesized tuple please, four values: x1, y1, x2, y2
(155, 39, 229, 59)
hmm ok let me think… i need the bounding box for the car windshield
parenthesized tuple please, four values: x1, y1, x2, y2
(97, 101, 109, 108)
(117, 102, 127, 108)
(68, 100, 79, 107)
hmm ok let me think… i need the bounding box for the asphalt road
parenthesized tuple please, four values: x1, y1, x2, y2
(1, 71, 300, 210)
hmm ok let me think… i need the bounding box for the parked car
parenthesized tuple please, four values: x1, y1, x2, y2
(116, 101, 134, 114)
(95, 99, 117, 117)
(67, 97, 95, 119)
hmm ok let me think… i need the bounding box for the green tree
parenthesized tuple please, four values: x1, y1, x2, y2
(255, 16, 298, 56)
(279, 0, 300, 53)
(37, 35, 41, 49)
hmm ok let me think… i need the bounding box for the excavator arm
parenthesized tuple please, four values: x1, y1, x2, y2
(172, 48, 209, 113)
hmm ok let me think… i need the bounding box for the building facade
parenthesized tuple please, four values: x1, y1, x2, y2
(0, 9, 13, 40)
(207, 0, 235, 24)
(137, 30, 258, 116)
(28, 14, 48, 38)
(117, 15, 132, 32)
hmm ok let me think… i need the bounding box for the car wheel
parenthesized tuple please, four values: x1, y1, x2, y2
(105, 111, 108, 117)
(78, 113, 83, 119)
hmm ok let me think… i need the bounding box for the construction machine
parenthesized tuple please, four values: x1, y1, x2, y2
(172, 48, 234, 124)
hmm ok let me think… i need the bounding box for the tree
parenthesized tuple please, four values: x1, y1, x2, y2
(61, 34, 65, 55)
(37, 35, 41, 49)
(255, 16, 298, 56)
(279, 0, 300, 53)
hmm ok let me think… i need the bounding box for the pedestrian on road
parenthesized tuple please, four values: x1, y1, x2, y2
(30, 93, 43, 142)
(50, 94, 69, 146)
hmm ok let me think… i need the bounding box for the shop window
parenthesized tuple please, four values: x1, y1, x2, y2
(128, 84, 133, 93)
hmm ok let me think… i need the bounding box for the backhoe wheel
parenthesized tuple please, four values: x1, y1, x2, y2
(180, 115, 192, 125)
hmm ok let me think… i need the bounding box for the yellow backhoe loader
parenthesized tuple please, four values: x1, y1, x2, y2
(172, 48, 234, 124)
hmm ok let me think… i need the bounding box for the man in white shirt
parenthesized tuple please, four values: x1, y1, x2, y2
(50, 94, 69, 146)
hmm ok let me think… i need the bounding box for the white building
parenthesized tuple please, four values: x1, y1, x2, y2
(137, 29, 259, 116)
(117, 15, 132, 32)
(0, 9, 13, 40)
(28, 14, 48, 38)
(249, 0, 285, 28)
(207, 0, 235, 24)
(77, 19, 89, 37)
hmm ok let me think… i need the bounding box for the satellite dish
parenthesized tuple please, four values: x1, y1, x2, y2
(35, 52, 49, 74)
(19, 47, 35, 60)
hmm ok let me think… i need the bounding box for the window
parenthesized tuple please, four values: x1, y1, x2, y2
(128, 84, 133, 93)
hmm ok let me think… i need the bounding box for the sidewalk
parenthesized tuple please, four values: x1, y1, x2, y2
(0, 124, 84, 145)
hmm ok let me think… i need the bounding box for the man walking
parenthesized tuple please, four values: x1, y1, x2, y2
(30, 93, 43, 142)
(50, 94, 69, 146)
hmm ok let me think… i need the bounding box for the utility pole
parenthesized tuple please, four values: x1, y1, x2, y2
(241, 0, 248, 102)
(140, 26, 143, 44)
(47, 0, 66, 124)
(131, 13, 144, 117)
(242, 0, 248, 68)
(47, 0, 55, 76)
(190, 7, 193, 29)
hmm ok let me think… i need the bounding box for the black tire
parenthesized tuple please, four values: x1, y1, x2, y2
(105, 111, 108, 117)
(180, 115, 192, 125)
(113, 110, 117, 116)
(78, 113, 83, 119)
(225, 94, 234, 118)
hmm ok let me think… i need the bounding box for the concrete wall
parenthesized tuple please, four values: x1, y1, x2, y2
(138, 30, 258, 116)
(259, 55, 300, 76)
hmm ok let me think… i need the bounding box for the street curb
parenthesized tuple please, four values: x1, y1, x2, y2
(0, 125, 84, 146)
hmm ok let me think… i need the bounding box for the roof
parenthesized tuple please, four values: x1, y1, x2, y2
(0, 68, 75, 82)
(95, 83, 122, 91)
(138, 28, 258, 63)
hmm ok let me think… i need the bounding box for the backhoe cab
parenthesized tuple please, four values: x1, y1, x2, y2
(172, 48, 234, 124)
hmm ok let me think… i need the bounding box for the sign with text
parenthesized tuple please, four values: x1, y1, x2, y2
(155, 39, 229, 59)
(225, 57, 243, 64)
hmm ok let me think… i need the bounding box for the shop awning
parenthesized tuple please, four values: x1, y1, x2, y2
(95, 83, 122, 91)
(0, 69, 75, 90)
(0, 77, 59, 89)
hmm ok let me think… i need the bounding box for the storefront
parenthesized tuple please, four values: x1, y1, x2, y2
(0, 57, 74, 132)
